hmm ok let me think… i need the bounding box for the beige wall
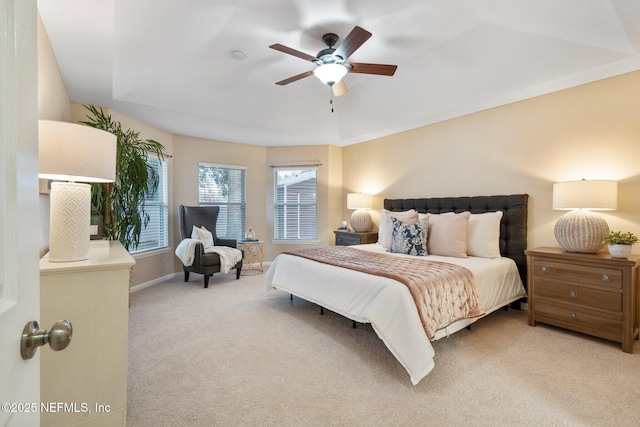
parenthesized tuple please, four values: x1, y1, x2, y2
(69, 103, 177, 287)
(343, 71, 640, 253)
(167, 138, 343, 274)
(37, 12, 70, 255)
(37, 14, 69, 122)
(172, 134, 268, 272)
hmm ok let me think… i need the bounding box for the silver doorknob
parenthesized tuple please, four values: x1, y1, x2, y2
(21, 320, 73, 360)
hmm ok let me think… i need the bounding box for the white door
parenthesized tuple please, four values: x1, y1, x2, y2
(0, 0, 41, 425)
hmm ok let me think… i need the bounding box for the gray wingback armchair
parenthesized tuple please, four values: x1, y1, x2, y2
(178, 205, 243, 288)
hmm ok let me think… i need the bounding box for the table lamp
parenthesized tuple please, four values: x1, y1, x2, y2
(39, 120, 116, 262)
(553, 179, 617, 253)
(347, 193, 373, 232)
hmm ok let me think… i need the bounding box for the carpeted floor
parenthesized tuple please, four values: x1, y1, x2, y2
(127, 270, 640, 426)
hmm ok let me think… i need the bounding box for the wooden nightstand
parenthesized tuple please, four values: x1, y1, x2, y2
(333, 230, 378, 246)
(526, 247, 640, 352)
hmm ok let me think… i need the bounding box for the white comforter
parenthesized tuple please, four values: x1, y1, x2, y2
(265, 243, 526, 385)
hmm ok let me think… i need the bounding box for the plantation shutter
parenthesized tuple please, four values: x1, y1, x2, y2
(198, 163, 246, 239)
(274, 168, 317, 240)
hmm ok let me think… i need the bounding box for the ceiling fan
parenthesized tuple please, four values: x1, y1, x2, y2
(270, 26, 397, 97)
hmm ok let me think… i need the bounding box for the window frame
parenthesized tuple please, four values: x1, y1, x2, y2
(273, 166, 318, 244)
(130, 154, 169, 255)
(198, 162, 246, 240)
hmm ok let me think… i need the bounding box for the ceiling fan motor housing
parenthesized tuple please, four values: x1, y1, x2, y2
(316, 48, 344, 65)
(316, 33, 344, 65)
(322, 33, 339, 48)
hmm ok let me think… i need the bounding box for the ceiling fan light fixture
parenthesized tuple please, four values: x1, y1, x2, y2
(313, 63, 348, 86)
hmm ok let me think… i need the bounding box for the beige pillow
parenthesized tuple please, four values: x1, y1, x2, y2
(378, 209, 419, 249)
(427, 212, 470, 258)
(467, 211, 503, 258)
(191, 225, 214, 249)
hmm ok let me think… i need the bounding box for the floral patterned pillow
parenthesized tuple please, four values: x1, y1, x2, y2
(388, 217, 428, 256)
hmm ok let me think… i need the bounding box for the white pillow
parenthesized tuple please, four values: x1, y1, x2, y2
(467, 211, 503, 258)
(427, 212, 470, 258)
(378, 209, 418, 249)
(191, 225, 214, 249)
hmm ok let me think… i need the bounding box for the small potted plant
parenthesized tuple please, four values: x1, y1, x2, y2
(603, 230, 639, 258)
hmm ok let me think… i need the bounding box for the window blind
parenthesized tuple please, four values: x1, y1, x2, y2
(198, 163, 246, 239)
(274, 168, 317, 240)
(132, 156, 169, 253)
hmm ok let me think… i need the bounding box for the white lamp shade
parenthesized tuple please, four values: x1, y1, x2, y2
(313, 63, 348, 85)
(347, 193, 373, 210)
(553, 180, 617, 210)
(39, 120, 117, 262)
(39, 120, 117, 183)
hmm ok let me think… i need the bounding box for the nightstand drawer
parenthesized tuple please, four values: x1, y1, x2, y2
(534, 300, 621, 340)
(334, 230, 378, 246)
(535, 280, 622, 312)
(533, 260, 622, 289)
(336, 234, 361, 246)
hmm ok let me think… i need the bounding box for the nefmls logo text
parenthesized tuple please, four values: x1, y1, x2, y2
(41, 402, 90, 413)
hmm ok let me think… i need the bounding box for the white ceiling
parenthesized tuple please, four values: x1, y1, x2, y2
(38, 0, 640, 147)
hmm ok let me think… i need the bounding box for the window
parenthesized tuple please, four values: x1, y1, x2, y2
(274, 168, 317, 241)
(198, 163, 246, 239)
(131, 155, 169, 253)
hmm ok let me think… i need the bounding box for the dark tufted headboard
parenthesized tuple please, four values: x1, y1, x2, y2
(383, 194, 529, 286)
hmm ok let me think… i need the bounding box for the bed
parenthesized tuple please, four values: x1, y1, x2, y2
(265, 194, 528, 385)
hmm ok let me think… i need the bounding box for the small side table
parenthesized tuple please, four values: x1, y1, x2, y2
(237, 240, 264, 275)
(334, 230, 378, 246)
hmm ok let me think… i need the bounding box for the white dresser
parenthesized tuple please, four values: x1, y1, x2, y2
(40, 241, 135, 427)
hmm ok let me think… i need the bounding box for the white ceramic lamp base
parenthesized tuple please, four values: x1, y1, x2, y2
(49, 181, 91, 262)
(350, 209, 372, 232)
(554, 209, 608, 254)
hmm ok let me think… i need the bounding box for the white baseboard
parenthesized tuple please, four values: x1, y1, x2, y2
(129, 261, 271, 293)
(130, 263, 272, 293)
(130, 273, 180, 293)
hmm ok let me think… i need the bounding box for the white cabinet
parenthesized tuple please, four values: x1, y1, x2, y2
(40, 241, 134, 426)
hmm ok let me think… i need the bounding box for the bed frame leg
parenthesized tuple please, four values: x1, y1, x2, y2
(466, 325, 471, 331)
(352, 320, 357, 329)
(290, 294, 293, 301)
(320, 307, 324, 315)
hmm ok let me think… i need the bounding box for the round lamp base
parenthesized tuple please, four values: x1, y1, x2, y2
(350, 209, 372, 232)
(554, 210, 608, 253)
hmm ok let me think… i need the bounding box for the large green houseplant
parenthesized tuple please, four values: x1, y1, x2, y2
(80, 105, 166, 251)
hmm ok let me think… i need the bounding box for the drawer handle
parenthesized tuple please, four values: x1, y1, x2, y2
(602, 274, 611, 282)
(541, 266, 549, 273)
(569, 290, 578, 298)
(570, 312, 579, 319)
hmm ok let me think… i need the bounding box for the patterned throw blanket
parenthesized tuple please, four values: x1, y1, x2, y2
(285, 246, 484, 339)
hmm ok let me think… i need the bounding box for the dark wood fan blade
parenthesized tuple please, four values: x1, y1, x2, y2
(275, 70, 313, 86)
(269, 44, 317, 62)
(349, 62, 397, 76)
(334, 26, 372, 61)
